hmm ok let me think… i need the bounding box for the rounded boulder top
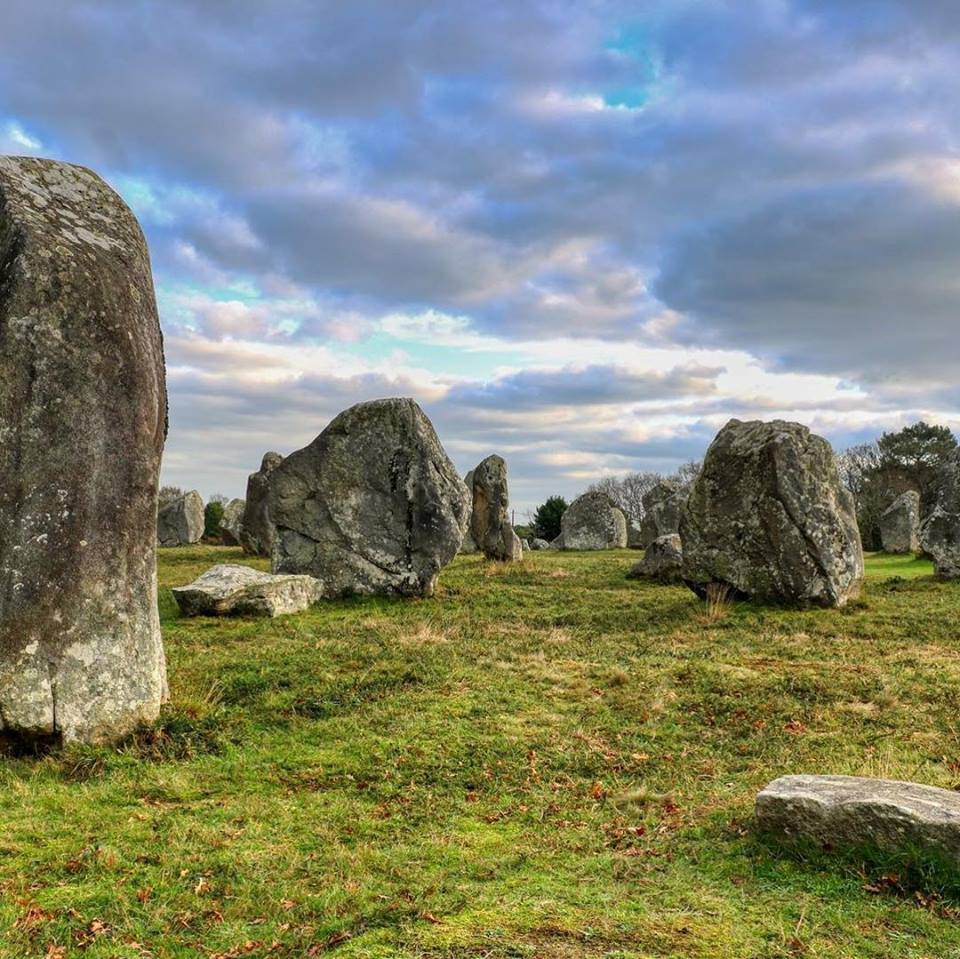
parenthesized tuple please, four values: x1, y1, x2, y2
(0, 155, 168, 746)
(270, 397, 470, 597)
(681, 418, 864, 607)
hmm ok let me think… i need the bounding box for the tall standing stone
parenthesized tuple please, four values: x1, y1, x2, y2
(468, 455, 522, 562)
(555, 491, 628, 550)
(240, 452, 283, 556)
(0, 156, 167, 745)
(921, 450, 960, 578)
(681, 419, 864, 607)
(880, 490, 921, 554)
(270, 398, 470, 597)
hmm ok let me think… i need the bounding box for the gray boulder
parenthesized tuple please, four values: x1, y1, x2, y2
(240, 452, 283, 556)
(468, 455, 522, 562)
(458, 470, 479, 554)
(530, 538, 551, 550)
(627, 534, 683, 582)
(173, 564, 322, 617)
(756, 774, 960, 866)
(921, 451, 960, 578)
(880, 490, 921, 554)
(640, 481, 684, 547)
(556, 491, 627, 550)
(270, 398, 470, 597)
(681, 419, 864, 607)
(157, 490, 205, 547)
(220, 498, 246, 546)
(0, 156, 168, 745)
(627, 520, 644, 549)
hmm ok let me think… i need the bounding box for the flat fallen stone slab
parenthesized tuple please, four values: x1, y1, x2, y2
(173, 565, 323, 618)
(756, 774, 960, 864)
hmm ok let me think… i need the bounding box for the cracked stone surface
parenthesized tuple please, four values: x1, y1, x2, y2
(756, 774, 960, 865)
(681, 419, 864, 607)
(173, 564, 322, 617)
(0, 155, 168, 745)
(270, 398, 470, 597)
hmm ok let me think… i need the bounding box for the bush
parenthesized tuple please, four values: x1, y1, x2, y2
(203, 499, 226, 540)
(532, 495, 567, 542)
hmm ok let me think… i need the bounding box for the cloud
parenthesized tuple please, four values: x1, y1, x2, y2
(1, 0, 958, 506)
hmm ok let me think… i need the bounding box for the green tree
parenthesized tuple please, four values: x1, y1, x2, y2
(532, 495, 567, 542)
(203, 494, 228, 540)
(877, 421, 957, 513)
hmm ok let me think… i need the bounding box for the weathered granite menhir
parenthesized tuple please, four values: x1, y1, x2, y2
(0, 156, 168, 746)
(756, 774, 960, 866)
(466, 454, 522, 562)
(270, 398, 470, 597)
(681, 419, 864, 607)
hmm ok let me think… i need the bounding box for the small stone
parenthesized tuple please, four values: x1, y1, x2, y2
(880, 490, 921, 554)
(756, 774, 960, 866)
(555, 491, 627, 550)
(157, 491, 205, 547)
(627, 534, 683, 582)
(173, 565, 323, 617)
(529, 538, 551, 550)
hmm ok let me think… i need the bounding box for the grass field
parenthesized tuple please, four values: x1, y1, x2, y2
(1, 547, 959, 958)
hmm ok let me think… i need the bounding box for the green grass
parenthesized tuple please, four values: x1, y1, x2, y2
(2, 548, 960, 957)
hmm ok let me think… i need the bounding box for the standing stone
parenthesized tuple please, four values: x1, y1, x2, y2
(240, 452, 283, 557)
(921, 450, 960, 578)
(756, 775, 960, 867)
(220, 498, 246, 546)
(530, 538, 551, 551)
(640, 481, 685, 547)
(681, 419, 864, 607)
(0, 156, 167, 745)
(270, 398, 470, 597)
(555, 491, 627, 550)
(627, 534, 683, 582)
(880, 490, 921, 554)
(468, 454, 522, 562)
(458, 470, 479, 554)
(157, 490, 204, 547)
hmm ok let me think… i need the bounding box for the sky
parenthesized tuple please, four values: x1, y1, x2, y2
(2, 0, 959, 516)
